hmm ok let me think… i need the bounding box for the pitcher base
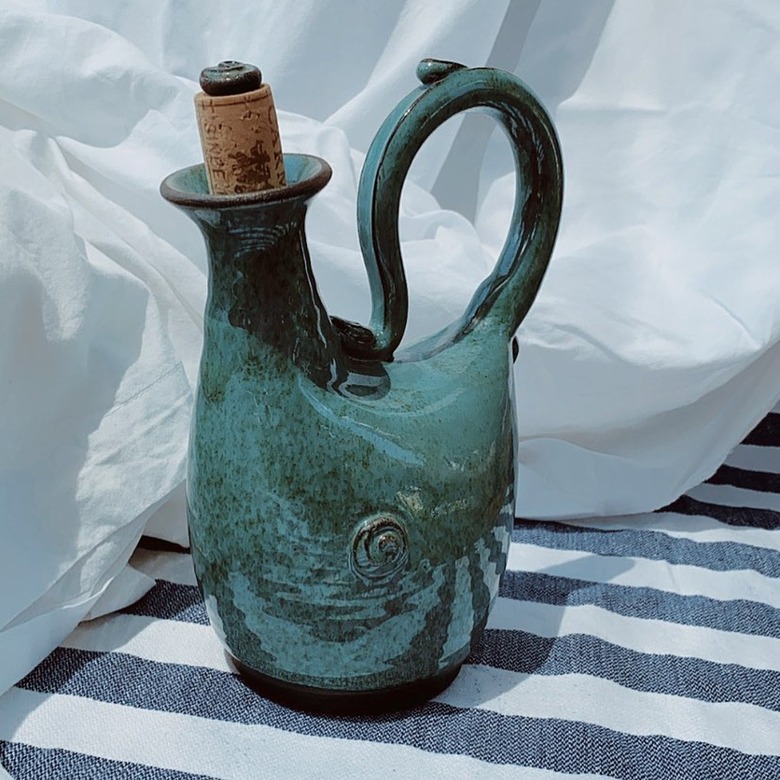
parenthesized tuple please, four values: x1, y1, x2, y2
(228, 654, 463, 715)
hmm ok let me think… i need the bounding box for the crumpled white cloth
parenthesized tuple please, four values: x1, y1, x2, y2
(1, 0, 779, 695)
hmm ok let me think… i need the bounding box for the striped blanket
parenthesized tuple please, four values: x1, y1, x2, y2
(2, 410, 778, 779)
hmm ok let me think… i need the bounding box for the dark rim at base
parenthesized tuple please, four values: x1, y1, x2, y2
(228, 654, 462, 716)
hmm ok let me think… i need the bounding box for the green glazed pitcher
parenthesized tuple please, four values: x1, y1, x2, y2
(160, 59, 563, 712)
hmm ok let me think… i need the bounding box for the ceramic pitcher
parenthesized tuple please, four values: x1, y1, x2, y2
(160, 59, 563, 712)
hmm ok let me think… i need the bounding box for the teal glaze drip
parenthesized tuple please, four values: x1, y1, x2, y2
(160, 60, 563, 702)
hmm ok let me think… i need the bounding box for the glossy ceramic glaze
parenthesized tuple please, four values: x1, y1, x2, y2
(160, 60, 562, 711)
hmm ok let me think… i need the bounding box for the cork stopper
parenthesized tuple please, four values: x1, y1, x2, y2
(195, 61, 286, 194)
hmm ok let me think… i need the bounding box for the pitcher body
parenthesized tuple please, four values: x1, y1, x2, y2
(190, 312, 516, 699)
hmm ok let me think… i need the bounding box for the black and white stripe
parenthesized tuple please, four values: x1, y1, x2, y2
(1, 406, 778, 779)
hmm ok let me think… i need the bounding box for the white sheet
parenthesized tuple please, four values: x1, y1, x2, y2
(1, 0, 779, 695)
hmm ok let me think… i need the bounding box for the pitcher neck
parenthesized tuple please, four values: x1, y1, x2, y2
(194, 199, 346, 388)
(160, 155, 346, 387)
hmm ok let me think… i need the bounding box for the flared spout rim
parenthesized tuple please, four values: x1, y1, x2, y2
(160, 153, 332, 209)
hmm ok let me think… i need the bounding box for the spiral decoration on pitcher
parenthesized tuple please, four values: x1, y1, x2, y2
(350, 514, 409, 581)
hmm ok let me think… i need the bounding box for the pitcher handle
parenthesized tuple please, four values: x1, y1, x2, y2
(340, 59, 563, 362)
